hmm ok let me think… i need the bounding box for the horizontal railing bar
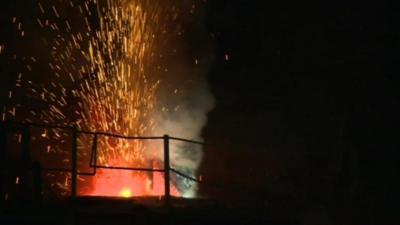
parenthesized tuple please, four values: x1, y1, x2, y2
(94, 165, 165, 172)
(169, 137, 204, 145)
(7, 122, 165, 140)
(42, 167, 71, 172)
(5, 122, 205, 144)
(13, 122, 164, 140)
(78, 172, 96, 176)
(42, 166, 164, 174)
(79, 130, 164, 140)
(169, 168, 200, 183)
(32, 166, 207, 185)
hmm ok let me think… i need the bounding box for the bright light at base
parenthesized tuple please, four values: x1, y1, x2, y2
(120, 188, 132, 198)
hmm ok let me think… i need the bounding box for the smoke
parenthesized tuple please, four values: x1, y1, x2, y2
(151, 81, 215, 197)
(146, 1, 215, 197)
(3, 0, 214, 198)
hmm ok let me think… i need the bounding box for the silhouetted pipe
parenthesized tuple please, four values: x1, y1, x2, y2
(163, 135, 170, 205)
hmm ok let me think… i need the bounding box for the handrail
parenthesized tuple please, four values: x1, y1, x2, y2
(1, 121, 267, 203)
(6, 121, 204, 143)
(1, 121, 207, 204)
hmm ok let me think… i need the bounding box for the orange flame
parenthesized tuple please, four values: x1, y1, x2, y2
(79, 166, 180, 198)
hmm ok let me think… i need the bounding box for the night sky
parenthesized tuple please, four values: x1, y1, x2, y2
(202, 1, 399, 224)
(1, 1, 400, 224)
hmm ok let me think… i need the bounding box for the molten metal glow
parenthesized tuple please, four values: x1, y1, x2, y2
(83, 169, 180, 197)
(120, 188, 132, 198)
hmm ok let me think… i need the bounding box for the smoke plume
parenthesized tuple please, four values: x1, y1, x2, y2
(148, 1, 215, 197)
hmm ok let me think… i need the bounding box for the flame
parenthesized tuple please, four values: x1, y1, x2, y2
(78, 157, 180, 198)
(11, 0, 197, 197)
(80, 169, 180, 198)
(120, 188, 132, 198)
(73, 0, 171, 197)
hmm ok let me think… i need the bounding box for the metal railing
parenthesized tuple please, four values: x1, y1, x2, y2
(0, 121, 204, 205)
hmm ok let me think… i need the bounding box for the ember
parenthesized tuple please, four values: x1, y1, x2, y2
(5, 0, 214, 199)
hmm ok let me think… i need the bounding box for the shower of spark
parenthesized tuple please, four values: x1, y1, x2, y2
(5, 0, 213, 198)
(72, 0, 165, 197)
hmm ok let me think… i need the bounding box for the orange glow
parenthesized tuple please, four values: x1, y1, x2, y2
(120, 188, 132, 198)
(79, 166, 180, 198)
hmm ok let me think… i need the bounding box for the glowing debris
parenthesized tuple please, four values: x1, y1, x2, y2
(224, 53, 229, 61)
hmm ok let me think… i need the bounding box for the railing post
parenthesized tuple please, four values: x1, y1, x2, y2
(71, 126, 77, 199)
(163, 134, 170, 205)
(92, 134, 97, 174)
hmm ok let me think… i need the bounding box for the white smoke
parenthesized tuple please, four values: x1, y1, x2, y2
(151, 82, 214, 197)
(142, 1, 215, 197)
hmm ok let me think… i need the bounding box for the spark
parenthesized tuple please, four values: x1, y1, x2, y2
(38, 2, 45, 14)
(224, 53, 229, 61)
(9, 0, 205, 198)
(8, 0, 188, 197)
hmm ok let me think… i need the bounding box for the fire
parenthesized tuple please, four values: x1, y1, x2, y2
(120, 188, 132, 198)
(80, 169, 180, 198)
(9, 0, 203, 198)
(73, 0, 173, 197)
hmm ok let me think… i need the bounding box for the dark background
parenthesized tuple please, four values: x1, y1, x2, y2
(1, 1, 399, 224)
(201, 1, 400, 224)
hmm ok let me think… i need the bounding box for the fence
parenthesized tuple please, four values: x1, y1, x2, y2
(0, 121, 205, 205)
